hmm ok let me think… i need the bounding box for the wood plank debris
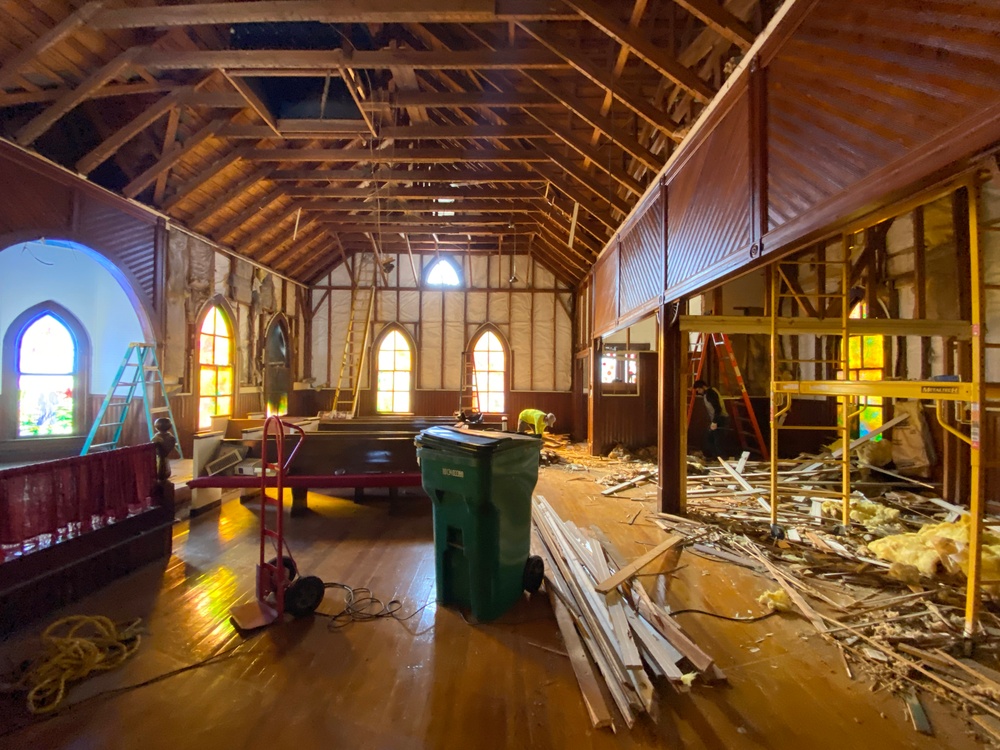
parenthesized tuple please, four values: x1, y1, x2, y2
(532, 495, 718, 729)
(594, 534, 685, 593)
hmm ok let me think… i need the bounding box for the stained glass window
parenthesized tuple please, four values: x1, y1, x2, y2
(376, 329, 412, 413)
(842, 301, 884, 438)
(198, 306, 233, 429)
(472, 331, 505, 413)
(426, 258, 460, 287)
(18, 314, 75, 436)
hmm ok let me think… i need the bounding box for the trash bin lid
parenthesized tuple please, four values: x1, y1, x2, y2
(415, 426, 540, 455)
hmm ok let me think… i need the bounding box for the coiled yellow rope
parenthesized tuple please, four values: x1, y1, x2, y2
(17, 615, 142, 714)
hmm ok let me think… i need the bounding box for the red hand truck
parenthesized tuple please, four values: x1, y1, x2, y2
(230, 415, 325, 630)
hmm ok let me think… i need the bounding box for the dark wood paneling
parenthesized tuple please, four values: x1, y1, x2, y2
(0, 155, 74, 234)
(764, 0, 1000, 246)
(618, 186, 664, 320)
(0, 142, 160, 328)
(592, 352, 658, 456)
(666, 88, 752, 300)
(592, 246, 619, 337)
(75, 193, 158, 305)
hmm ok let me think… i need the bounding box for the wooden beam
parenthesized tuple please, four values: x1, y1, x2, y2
(0, 1, 105, 91)
(560, 0, 716, 103)
(658, 306, 685, 514)
(394, 90, 554, 108)
(153, 107, 182, 203)
(295, 199, 543, 213)
(222, 72, 281, 136)
(76, 86, 193, 175)
(516, 23, 684, 131)
(184, 92, 248, 108)
(316, 221, 536, 233)
(93, 0, 501, 28)
(378, 123, 552, 140)
(123, 118, 228, 198)
(0, 81, 177, 108)
(270, 167, 546, 183)
(246, 147, 550, 163)
(16, 47, 141, 146)
(283, 186, 541, 199)
(187, 166, 275, 227)
(672, 0, 755, 52)
(220, 122, 370, 139)
(135, 47, 568, 73)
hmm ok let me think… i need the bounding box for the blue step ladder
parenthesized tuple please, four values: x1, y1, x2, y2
(81, 343, 183, 457)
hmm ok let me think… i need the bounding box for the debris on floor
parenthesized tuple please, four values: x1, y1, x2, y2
(648, 451, 1000, 740)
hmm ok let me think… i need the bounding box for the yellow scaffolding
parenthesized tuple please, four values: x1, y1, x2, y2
(676, 175, 993, 636)
(764, 175, 986, 637)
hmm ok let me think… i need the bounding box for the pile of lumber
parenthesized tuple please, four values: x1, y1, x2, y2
(531, 496, 720, 730)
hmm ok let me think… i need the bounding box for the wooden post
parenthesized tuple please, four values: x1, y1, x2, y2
(657, 303, 686, 515)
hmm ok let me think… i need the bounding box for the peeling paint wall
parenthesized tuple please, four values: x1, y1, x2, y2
(163, 228, 307, 448)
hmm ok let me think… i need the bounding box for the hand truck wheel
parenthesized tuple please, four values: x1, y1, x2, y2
(285, 575, 325, 617)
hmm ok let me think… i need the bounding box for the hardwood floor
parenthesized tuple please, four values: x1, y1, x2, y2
(0, 469, 978, 749)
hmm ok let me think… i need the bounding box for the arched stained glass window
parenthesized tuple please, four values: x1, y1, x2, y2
(198, 306, 233, 429)
(843, 301, 884, 438)
(471, 330, 506, 414)
(426, 258, 461, 287)
(18, 314, 76, 436)
(376, 328, 413, 413)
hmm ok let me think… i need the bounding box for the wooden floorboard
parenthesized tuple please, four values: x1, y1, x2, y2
(0, 474, 979, 749)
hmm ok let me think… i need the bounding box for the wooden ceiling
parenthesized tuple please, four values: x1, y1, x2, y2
(0, 0, 775, 285)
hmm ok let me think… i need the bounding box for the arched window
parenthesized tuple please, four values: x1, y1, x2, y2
(18, 315, 76, 436)
(375, 327, 413, 413)
(198, 305, 234, 429)
(2, 302, 89, 439)
(425, 258, 461, 287)
(264, 317, 290, 417)
(471, 329, 506, 414)
(843, 300, 884, 438)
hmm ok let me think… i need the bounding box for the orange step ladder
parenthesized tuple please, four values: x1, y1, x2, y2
(687, 332, 769, 460)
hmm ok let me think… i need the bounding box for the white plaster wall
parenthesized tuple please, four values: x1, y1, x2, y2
(0, 240, 144, 394)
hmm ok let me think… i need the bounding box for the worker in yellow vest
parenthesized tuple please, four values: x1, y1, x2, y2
(517, 408, 556, 436)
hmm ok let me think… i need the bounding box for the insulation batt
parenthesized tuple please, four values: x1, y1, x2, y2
(757, 589, 793, 613)
(821, 498, 900, 529)
(867, 516, 1000, 594)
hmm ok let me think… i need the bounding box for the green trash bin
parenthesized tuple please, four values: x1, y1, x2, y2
(415, 426, 544, 622)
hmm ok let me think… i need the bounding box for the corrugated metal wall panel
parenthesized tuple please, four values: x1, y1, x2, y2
(666, 91, 752, 297)
(592, 246, 619, 336)
(766, 0, 1000, 235)
(619, 186, 664, 319)
(76, 193, 158, 307)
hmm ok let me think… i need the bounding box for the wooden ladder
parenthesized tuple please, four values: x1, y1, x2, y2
(687, 332, 768, 460)
(457, 350, 478, 415)
(331, 253, 378, 416)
